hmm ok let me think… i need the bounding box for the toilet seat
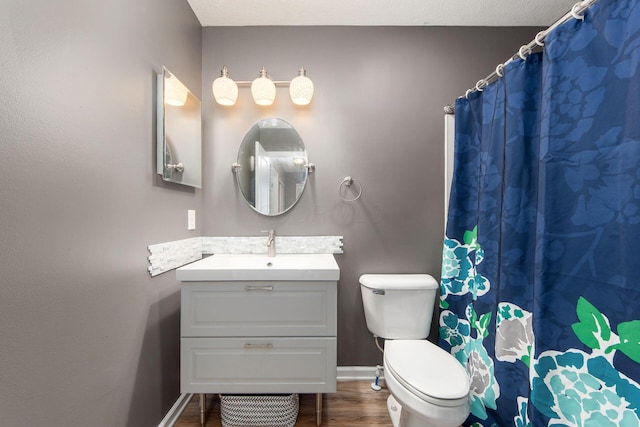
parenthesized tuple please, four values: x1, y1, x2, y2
(384, 340, 469, 407)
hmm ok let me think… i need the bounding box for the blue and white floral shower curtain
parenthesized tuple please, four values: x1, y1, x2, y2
(440, 0, 640, 425)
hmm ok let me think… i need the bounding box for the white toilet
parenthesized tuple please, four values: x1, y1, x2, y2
(359, 274, 470, 427)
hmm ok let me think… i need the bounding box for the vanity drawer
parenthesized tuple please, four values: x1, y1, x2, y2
(181, 281, 337, 337)
(181, 337, 337, 393)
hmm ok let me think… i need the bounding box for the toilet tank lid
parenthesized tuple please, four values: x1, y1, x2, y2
(359, 274, 438, 290)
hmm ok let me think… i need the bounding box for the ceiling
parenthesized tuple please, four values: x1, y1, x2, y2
(187, 0, 578, 27)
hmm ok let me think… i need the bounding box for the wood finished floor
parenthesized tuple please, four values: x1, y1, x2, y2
(174, 381, 393, 426)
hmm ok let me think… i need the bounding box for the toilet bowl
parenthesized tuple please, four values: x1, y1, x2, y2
(383, 340, 470, 427)
(359, 274, 471, 427)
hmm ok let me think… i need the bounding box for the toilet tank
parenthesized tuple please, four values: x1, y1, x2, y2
(359, 274, 439, 340)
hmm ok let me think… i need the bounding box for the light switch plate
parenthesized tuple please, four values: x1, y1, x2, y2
(188, 210, 196, 230)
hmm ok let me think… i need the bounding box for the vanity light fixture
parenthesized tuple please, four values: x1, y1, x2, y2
(251, 67, 276, 106)
(289, 67, 314, 106)
(212, 65, 314, 107)
(212, 66, 238, 106)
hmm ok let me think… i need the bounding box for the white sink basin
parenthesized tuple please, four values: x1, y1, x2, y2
(176, 253, 340, 281)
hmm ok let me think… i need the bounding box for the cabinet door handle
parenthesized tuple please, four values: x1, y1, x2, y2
(245, 285, 274, 291)
(244, 343, 273, 350)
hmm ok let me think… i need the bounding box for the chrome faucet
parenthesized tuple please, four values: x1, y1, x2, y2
(262, 229, 276, 257)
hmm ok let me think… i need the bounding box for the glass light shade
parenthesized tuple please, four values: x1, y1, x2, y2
(212, 75, 238, 106)
(164, 74, 188, 106)
(251, 69, 276, 106)
(289, 70, 314, 106)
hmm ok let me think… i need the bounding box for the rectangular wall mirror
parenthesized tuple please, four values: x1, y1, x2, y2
(157, 66, 202, 188)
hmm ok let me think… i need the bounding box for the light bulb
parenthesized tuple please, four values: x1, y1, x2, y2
(251, 67, 276, 106)
(212, 66, 238, 106)
(289, 67, 314, 106)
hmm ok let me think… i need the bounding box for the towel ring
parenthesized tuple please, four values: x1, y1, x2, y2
(339, 176, 362, 202)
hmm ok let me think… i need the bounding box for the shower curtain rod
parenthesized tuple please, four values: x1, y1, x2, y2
(444, 0, 598, 114)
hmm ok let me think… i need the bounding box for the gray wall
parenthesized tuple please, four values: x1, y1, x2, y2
(0, 1, 201, 425)
(202, 26, 540, 366)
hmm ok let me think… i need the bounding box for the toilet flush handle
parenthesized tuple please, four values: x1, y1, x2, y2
(372, 289, 385, 295)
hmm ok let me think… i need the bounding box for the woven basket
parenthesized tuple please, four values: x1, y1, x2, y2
(219, 394, 299, 427)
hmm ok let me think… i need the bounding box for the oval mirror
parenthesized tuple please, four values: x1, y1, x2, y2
(236, 118, 308, 216)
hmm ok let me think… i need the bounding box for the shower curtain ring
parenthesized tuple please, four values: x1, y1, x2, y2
(535, 31, 546, 47)
(465, 89, 473, 98)
(518, 45, 532, 60)
(475, 79, 486, 92)
(571, 2, 585, 20)
(495, 64, 505, 78)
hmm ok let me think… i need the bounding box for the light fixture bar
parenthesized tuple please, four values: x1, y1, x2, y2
(233, 80, 291, 86)
(212, 65, 313, 106)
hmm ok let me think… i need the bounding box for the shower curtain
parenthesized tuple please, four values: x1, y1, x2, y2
(439, 0, 640, 425)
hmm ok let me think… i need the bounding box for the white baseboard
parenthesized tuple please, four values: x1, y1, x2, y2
(158, 393, 194, 427)
(337, 365, 384, 381)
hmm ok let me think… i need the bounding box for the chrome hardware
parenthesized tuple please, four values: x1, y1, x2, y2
(166, 162, 184, 173)
(306, 163, 316, 173)
(231, 162, 241, 173)
(244, 343, 273, 350)
(316, 393, 323, 427)
(261, 229, 276, 257)
(372, 289, 386, 295)
(338, 176, 363, 202)
(199, 394, 206, 427)
(245, 285, 273, 291)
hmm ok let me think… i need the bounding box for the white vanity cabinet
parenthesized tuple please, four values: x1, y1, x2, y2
(180, 280, 337, 393)
(176, 254, 340, 426)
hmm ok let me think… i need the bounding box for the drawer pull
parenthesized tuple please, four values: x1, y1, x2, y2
(244, 343, 273, 350)
(245, 285, 274, 291)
